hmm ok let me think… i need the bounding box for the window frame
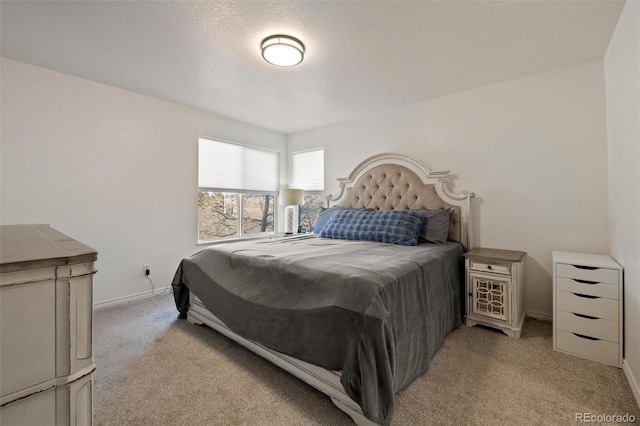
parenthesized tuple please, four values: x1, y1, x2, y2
(198, 137, 279, 243)
(197, 191, 277, 242)
(291, 147, 325, 192)
(291, 148, 325, 232)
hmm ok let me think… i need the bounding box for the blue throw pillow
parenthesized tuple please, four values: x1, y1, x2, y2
(318, 209, 426, 246)
(312, 206, 372, 233)
(312, 207, 339, 233)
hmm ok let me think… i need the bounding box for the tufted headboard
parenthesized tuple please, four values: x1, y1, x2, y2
(327, 153, 475, 249)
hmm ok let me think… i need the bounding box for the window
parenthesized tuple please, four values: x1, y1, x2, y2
(198, 137, 278, 242)
(291, 148, 324, 232)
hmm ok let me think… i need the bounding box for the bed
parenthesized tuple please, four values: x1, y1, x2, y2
(172, 153, 475, 425)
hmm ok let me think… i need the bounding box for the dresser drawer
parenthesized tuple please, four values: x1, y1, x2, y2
(556, 277, 618, 299)
(556, 291, 618, 321)
(556, 330, 619, 366)
(0, 386, 56, 426)
(1, 280, 57, 398)
(469, 259, 511, 275)
(556, 263, 618, 284)
(0, 372, 92, 426)
(556, 310, 618, 342)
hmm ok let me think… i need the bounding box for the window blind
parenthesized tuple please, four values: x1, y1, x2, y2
(198, 137, 279, 192)
(291, 148, 324, 191)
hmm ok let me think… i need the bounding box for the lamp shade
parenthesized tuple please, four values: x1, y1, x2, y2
(280, 188, 304, 205)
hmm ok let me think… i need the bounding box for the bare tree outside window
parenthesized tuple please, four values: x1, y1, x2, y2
(198, 192, 274, 241)
(299, 194, 324, 232)
(243, 194, 274, 234)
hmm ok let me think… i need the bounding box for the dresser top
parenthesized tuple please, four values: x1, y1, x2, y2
(464, 247, 526, 262)
(552, 250, 621, 269)
(0, 224, 97, 273)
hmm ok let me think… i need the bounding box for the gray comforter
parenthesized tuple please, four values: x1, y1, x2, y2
(172, 234, 463, 425)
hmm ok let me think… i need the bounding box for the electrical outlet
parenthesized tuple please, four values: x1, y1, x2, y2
(143, 264, 151, 276)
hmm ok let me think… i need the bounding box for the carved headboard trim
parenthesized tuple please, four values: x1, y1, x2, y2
(327, 153, 475, 249)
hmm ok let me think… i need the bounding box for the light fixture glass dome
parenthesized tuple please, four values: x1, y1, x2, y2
(261, 35, 305, 67)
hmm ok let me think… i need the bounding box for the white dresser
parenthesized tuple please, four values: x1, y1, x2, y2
(553, 251, 623, 367)
(0, 225, 97, 425)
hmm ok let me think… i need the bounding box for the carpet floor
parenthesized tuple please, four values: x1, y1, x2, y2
(93, 293, 639, 425)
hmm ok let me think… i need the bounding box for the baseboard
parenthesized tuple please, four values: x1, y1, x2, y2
(623, 360, 640, 409)
(525, 309, 553, 322)
(93, 287, 172, 311)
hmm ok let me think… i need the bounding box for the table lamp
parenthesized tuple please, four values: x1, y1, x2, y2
(280, 189, 304, 234)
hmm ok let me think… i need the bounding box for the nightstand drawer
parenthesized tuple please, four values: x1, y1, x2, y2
(556, 277, 618, 299)
(469, 260, 511, 275)
(556, 291, 618, 321)
(556, 330, 619, 366)
(556, 263, 618, 284)
(556, 310, 618, 342)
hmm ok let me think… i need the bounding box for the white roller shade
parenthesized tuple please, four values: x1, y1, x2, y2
(198, 138, 279, 192)
(292, 149, 324, 191)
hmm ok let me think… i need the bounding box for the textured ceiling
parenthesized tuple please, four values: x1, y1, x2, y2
(0, 1, 625, 134)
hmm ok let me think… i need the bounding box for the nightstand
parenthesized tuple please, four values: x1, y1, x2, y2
(552, 251, 623, 367)
(464, 248, 526, 338)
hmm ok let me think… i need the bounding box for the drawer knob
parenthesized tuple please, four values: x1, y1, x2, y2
(487, 265, 493, 270)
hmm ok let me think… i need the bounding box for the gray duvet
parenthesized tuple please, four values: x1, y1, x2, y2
(172, 234, 464, 425)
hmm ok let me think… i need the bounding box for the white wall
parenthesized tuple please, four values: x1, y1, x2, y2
(288, 59, 610, 316)
(605, 0, 640, 404)
(0, 58, 287, 305)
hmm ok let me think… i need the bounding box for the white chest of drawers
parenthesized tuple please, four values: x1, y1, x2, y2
(552, 251, 623, 367)
(0, 225, 97, 425)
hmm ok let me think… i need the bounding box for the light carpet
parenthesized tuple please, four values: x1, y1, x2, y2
(93, 293, 639, 425)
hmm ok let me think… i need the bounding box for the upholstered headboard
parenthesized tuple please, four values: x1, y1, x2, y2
(327, 153, 475, 249)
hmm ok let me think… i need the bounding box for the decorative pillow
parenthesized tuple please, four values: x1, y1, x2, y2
(312, 207, 341, 233)
(318, 209, 426, 246)
(312, 206, 372, 233)
(418, 209, 452, 243)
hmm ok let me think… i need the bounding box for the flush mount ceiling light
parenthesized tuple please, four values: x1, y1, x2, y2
(261, 35, 305, 67)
